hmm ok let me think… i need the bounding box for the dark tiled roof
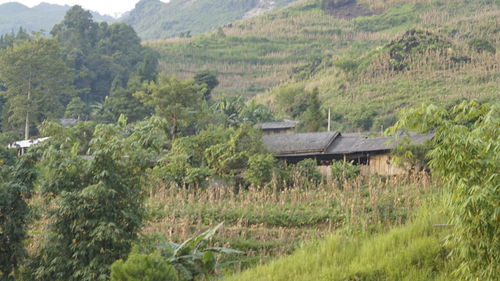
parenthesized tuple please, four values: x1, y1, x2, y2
(262, 131, 340, 156)
(255, 121, 297, 130)
(262, 131, 433, 157)
(326, 135, 366, 154)
(352, 134, 434, 153)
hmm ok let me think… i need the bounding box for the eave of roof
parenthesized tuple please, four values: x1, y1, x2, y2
(255, 121, 297, 130)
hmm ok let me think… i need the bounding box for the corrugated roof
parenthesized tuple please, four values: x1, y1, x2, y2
(262, 131, 340, 156)
(255, 121, 297, 130)
(8, 137, 50, 149)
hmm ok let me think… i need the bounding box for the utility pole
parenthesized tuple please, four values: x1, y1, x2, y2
(25, 69, 32, 140)
(327, 108, 331, 132)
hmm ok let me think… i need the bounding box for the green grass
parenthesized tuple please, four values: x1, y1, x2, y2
(352, 3, 429, 33)
(225, 202, 454, 281)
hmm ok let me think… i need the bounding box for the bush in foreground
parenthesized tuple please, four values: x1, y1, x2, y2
(111, 254, 178, 281)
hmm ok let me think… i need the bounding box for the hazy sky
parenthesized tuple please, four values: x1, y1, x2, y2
(0, 0, 168, 17)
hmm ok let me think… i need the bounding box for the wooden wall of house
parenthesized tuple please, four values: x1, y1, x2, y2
(359, 154, 407, 176)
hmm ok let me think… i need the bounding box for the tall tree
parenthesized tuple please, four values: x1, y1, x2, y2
(103, 75, 151, 122)
(0, 37, 74, 139)
(194, 70, 219, 100)
(50, 6, 99, 53)
(51, 6, 158, 104)
(299, 87, 324, 132)
(32, 123, 144, 281)
(135, 75, 207, 138)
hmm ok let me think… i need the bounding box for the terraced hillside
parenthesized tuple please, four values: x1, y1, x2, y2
(122, 0, 299, 40)
(149, 0, 500, 131)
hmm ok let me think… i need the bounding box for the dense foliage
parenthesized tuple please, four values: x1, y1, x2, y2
(0, 6, 159, 137)
(0, 1, 498, 281)
(29, 123, 146, 281)
(51, 6, 158, 105)
(135, 75, 206, 138)
(389, 101, 499, 280)
(0, 36, 74, 138)
(0, 153, 37, 280)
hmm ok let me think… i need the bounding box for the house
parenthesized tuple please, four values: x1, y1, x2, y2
(8, 137, 50, 156)
(255, 121, 297, 135)
(262, 132, 433, 176)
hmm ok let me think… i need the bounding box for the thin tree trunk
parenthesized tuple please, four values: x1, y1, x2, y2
(171, 118, 177, 140)
(25, 69, 32, 140)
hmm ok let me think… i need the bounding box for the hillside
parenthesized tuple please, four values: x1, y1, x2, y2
(226, 203, 453, 281)
(149, 0, 500, 131)
(122, 0, 299, 40)
(0, 2, 115, 36)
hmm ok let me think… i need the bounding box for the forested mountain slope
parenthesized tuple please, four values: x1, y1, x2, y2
(149, 0, 499, 131)
(122, 0, 299, 40)
(0, 2, 114, 36)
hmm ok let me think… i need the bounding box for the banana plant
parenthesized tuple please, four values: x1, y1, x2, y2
(156, 222, 244, 281)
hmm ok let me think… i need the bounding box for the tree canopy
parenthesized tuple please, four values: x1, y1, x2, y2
(0, 37, 74, 138)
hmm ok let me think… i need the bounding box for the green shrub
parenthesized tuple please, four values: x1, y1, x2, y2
(111, 254, 179, 281)
(295, 159, 322, 185)
(135, 223, 244, 281)
(184, 166, 212, 188)
(349, 106, 377, 131)
(149, 158, 188, 187)
(468, 38, 496, 54)
(331, 161, 359, 180)
(386, 29, 452, 71)
(244, 154, 277, 187)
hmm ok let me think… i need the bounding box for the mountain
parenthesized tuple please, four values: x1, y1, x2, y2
(121, 0, 299, 40)
(148, 0, 499, 131)
(0, 2, 115, 36)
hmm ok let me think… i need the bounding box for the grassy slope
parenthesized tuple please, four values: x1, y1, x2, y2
(226, 202, 453, 281)
(143, 176, 434, 271)
(149, 0, 499, 130)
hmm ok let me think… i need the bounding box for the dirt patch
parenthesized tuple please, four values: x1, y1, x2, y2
(323, 0, 373, 20)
